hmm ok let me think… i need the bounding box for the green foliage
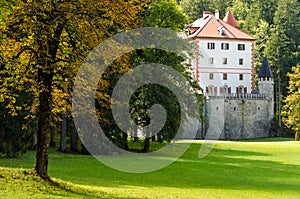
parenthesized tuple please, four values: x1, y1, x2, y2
(0, 0, 145, 178)
(95, 1, 201, 152)
(0, 102, 35, 158)
(227, 0, 249, 27)
(253, 19, 270, 88)
(282, 65, 300, 134)
(143, 0, 187, 30)
(180, 0, 234, 22)
(243, 1, 262, 35)
(180, 0, 213, 22)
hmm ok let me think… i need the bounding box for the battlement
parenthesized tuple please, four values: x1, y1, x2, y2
(205, 93, 266, 100)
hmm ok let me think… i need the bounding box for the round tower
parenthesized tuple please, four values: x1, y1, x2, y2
(258, 57, 274, 123)
(258, 57, 274, 101)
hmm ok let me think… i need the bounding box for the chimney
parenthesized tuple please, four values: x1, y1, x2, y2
(203, 11, 211, 18)
(215, 10, 220, 20)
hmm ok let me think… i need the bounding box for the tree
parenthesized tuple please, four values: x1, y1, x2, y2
(243, 1, 262, 35)
(210, 0, 233, 18)
(0, 0, 35, 158)
(1, 0, 144, 180)
(265, 0, 300, 122)
(132, 0, 200, 152)
(180, 0, 212, 22)
(143, 0, 187, 31)
(94, 0, 201, 153)
(253, 19, 270, 88)
(226, 0, 249, 28)
(265, 0, 300, 93)
(282, 65, 300, 140)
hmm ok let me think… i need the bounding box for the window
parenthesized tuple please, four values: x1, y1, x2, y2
(236, 86, 247, 94)
(223, 73, 227, 80)
(209, 57, 214, 64)
(221, 43, 229, 50)
(239, 58, 243, 65)
(239, 74, 243, 81)
(207, 42, 215, 49)
(236, 87, 244, 94)
(206, 85, 217, 96)
(223, 58, 228, 65)
(209, 73, 214, 80)
(220, 85, 228, 96)
(238, 44, 245, 50)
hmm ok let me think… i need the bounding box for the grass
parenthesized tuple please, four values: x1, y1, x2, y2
(0, 138, 300, 198)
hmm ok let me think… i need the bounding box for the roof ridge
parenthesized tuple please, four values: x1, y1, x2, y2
(188, 15, 213, 38)
(218, 20, 236, 38)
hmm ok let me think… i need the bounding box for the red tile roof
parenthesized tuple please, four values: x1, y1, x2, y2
(223, 11, 240, 29)
(188, 11, 255, 41)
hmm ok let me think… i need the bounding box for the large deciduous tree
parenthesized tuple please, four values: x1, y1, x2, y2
(282, 65, 300, 140)
(1, 0, 144, 180)
(95, 0, 201, 153)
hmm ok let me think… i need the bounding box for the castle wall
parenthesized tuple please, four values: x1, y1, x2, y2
(204, 97, 272, 139)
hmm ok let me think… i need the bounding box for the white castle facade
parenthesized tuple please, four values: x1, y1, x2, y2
(183, 11, 275, 139)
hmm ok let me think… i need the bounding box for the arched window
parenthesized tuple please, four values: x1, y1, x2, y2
(220, 85, 229, 96)
(206, 85, 216, 96)
(236, 85, 245, 95)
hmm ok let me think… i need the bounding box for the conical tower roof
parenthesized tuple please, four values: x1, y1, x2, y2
(223, 11, 239, 29)
(258, 57, 273, 78)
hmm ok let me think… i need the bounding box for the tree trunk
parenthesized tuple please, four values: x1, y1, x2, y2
(71, 120, 78, 152)
(50, 127, 56, 148)
(35, 89, 51, 180)
(143, 137, 150, 152)
(59, 114, 67, 152)
(295, 132, 299, 141)
(32, 132, 37, 149)
(133, 125, 138, 142)
(151, 135, 156, 142)
(122, 132, 129, 150)
(35, 23, 63, 180)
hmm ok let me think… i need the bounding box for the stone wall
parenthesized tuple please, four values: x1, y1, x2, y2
(204, 96, 273, 139)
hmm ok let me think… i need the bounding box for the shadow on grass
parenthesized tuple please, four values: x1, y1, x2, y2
(46, 143, 300, 195)
(1, 143, 300, 197)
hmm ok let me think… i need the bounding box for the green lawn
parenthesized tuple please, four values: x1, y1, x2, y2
(0, 138, 300, 198)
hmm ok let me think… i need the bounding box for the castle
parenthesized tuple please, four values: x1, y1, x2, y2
(184, 11, 274, 139)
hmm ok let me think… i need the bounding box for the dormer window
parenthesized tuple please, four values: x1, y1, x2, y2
(218, 26, 226, 35)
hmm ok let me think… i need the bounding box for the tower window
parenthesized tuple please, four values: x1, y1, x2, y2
(209, 57, 214, 64)
(223, 73, 227, 80)
(221, 43, 229, 50)
(239, 58, 243, 65)
(209, 73, 214, 80)
(207, 42, 215, 49)
(239, 74, 243, 81)
(238, 44, 245, 50)
(223, 58, 228, 65)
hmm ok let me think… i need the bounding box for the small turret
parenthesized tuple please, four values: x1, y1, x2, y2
(258, 57, 274, 101)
